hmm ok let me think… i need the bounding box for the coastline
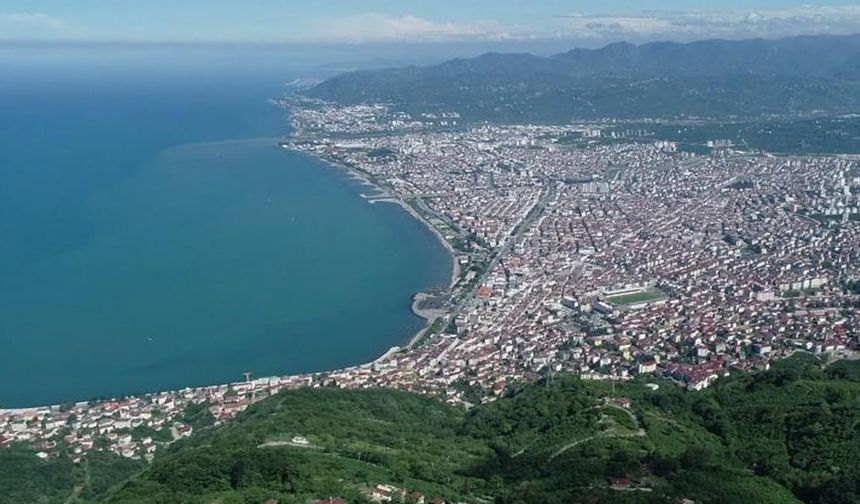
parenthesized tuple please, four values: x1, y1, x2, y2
(310, 151, 461, 288)
(2, 142, 457, 412)
(282, 145, 461, 352)
(369, 196, 461, 289)
(406, 292, 450, 349)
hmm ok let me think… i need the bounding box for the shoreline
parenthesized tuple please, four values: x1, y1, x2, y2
(406, 292, 450, 349)
(282, 145, 462, 349)
(292, 148, 462, 347)
(2, 141, 457, 413)
(303, 149, 461, 289)
(368, 196, 461, 289)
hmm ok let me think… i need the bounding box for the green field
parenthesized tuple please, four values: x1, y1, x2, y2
(606, 290, 665, 306)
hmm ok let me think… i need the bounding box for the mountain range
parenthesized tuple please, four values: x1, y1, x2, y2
(307, 34, 860, 122)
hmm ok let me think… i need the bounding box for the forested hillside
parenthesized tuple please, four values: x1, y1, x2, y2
(307, 34, 860, 122)
(5, 356, 860, 504)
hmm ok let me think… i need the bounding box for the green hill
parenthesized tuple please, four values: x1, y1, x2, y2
(307, 34, 860, 122)
(6, 356, 860, 504)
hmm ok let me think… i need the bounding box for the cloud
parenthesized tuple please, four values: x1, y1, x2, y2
(307, 13, 508, 43)
(300, 6, 860, 45)
(0, 12, 72, 39)
(554, 5, 860, 41)
(3, 5, 860, 46)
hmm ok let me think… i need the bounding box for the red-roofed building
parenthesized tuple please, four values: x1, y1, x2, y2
(610, 477, 632, 490)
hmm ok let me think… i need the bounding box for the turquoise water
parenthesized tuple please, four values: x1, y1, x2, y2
(0, 54, 450, 408)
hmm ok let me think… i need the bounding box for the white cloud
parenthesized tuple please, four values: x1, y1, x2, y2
(307, 13, 508, 43)
(0, 12, 70, 38)
(554, 5, 860, 41)
(2, 5, 860, 46)
(301, 6, 860, 45)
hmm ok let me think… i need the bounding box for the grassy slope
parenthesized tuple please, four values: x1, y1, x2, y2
(9, 356, 859, 504)
(0, 447, 143, 504)
(102, 388, 493, 504)
(100, 371, 836, 504)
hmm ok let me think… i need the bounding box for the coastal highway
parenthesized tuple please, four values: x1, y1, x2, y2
(452, 177, 557, 316)
(405, 179, 555, 349)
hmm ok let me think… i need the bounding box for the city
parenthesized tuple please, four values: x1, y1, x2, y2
(4, 98, 859, 471)
(7, 1, 860, 501)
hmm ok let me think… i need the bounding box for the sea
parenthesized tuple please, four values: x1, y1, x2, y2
(0, 47, 451, 408)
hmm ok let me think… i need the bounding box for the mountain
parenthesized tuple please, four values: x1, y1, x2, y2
(7, 355, 859, 503)
(306, 34, 860, 122)
(830, 53, 860, 81)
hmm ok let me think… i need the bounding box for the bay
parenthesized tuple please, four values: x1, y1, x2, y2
(0, 54, 450, 408)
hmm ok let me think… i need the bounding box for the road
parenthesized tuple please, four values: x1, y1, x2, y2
(454, 178, 557, 316)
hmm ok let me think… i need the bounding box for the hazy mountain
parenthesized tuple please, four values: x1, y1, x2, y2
(307, 34, 860, 121)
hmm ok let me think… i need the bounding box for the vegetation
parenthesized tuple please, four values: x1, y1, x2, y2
(0, 447, 79, 504)
(425, 317, 445, 336)
(308, 35, 860, 123)
(102, 388, 491, 504)
(83, 451, 147, 501)
(0, 446, 142, 504)
(606, 290, 665, 306)
(130, 425, 173, 443)
(4, 355, 860, 503)
(729, 180, 755, 190)
(181, 401, 216, 430)
(602, 116, 860, 155)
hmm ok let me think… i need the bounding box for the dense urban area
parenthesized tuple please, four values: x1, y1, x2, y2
(3, 98, 860, 503)
(285, 99, 860, 394)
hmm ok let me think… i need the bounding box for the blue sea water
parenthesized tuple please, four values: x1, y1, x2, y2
(0, 50, 450, 408)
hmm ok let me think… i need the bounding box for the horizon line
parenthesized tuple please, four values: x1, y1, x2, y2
(3, 31, 859, 52)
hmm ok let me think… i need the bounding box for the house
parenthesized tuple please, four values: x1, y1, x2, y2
(610, 477, 632, 490)
(612, 398, 632, 409)
(176, 423, 193, 438)
(637, 360, 657, 374)
(371, 484, 400, 502)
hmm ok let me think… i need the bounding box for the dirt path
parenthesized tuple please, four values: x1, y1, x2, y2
(550, 405, 645, 461)
(64, 458, 90, 504)
(63, 485, 83, 504)
(549, 436, 597, 460)
(258, 440, 320, 449)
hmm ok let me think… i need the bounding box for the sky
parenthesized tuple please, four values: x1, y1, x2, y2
(3, 0, 860, 47)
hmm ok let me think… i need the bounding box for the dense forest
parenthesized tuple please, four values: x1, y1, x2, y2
(3, 355, 860, 504)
